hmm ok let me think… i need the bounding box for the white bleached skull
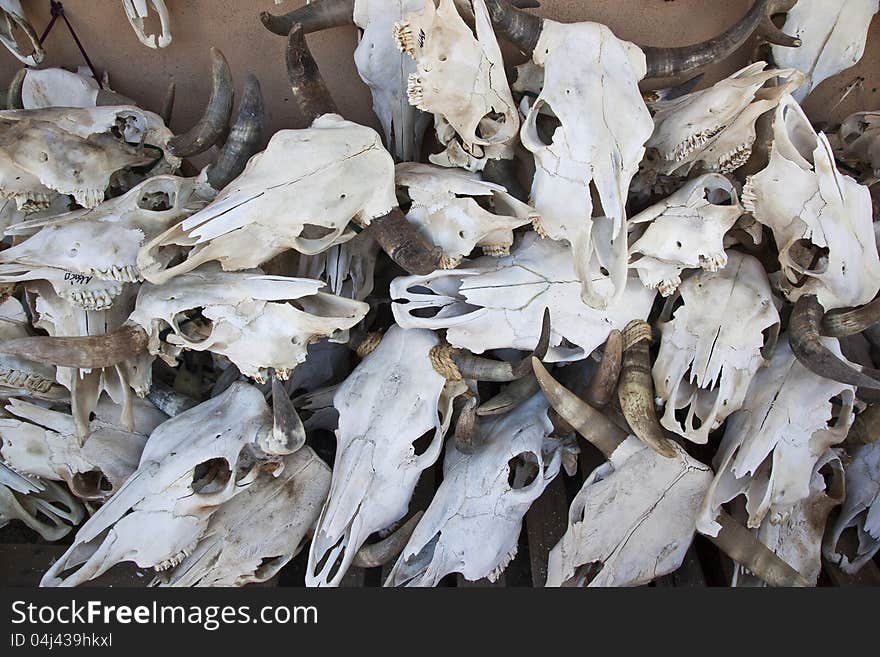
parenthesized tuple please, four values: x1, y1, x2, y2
(0, 395, 166, 500)
(628, 173, 744, 296)
(546, 437, 712, 587)
(653, 251, 780, 444)
(772, 0, 879, 102)
(386, 393, 560, 586)
(0, 0, 43, 66)
(19, 68, 100, 109)
(129, 266, 369, 383)
(391, 231, 656, 363)
(138, 114, 396, 285)
(743, 95, 880, 310)
(297, 229, 381, 302)
(0, 175, 210, 311)
(0, 296, 58, 398)
(519, 20, 653, 309)
(0, 461, 83, 541)
(0, 106, 178, 209)
(395, 0, 519, 158)
(121, 0, 172, 49)
(354, 0, 431, 162)
(156, 446, 331, 587)
(646, 63, 802, 176)
(40, 382, 281, 587)
(697, 338, 854, 534)
(396, 162, 537, 265)
(823, 441, 880, 573)
(306, 325, 457, 587)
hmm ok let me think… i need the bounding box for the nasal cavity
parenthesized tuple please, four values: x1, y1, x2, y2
(507, 453, 539, 489)
(191, 458, 232, 494)
(137, 190, 172, 211)
(704, 186, 733, 206)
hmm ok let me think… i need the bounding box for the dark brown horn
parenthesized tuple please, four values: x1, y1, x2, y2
(167, 48, 234, 157)
(160, 80, 175, 126)
(352, 512, 424, 569)
(757, 0, 801, 48)
(271, 372, 306, 454)
(618, 321, 677, 458)
(821, 297, 880, 338)
(6, 68, 25, 110)
(453, 390, 483, 454)
(847, 403, 880, 445)
(367, 208, 446, 275)
(286, 22, 339, 124)
(789, 295, 880, 389)
(484, 0, 544, 57)
(532, 357, 626, 459)
(0, 325, 148, 369)
(260, 0, 355, 37)
(642, 0, 774, 79)
(584, 330, 623, 409)
(206, 74, 264, 191)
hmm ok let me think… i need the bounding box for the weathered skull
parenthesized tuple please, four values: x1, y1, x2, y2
(0, 106, 178, 209)
(121, 0, 172, 48)
(837, 111, 880, 177)
(354, 0, 431, 162)
(138, 114, 396, 285)
(395, 0, 519, 157)
(396, 162, 537, 265)
(0, 175, 209, 311)
(628, 173, 744, 296)
(386, 393, 561, 586)
(519, 20, 653, 309)
(0, 0, 43, 66)
(306, 325, 457, 587)
(546, 437, 713, 587)
(823, 441, 880, 573)
(654, 251, 781, 444)
(129, 266, 369, 382)
(0, 296, 59, 398)
(772, 0, 879, 102)
(646, 62, 803, 176)
(155, 446, 331, 587)
(0, 461, 83, 541)
(743, 95, 880, 310)
(40, 382, 280, 587)
(0, 395, 166, 500)
(392, 232, 657, 363)
(297, 229, 381, 302)
(19, 68, 100, 109)
(698, 338, 854, 534)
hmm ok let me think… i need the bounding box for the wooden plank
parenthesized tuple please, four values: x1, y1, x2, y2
(0, 544, 149, 587)
(525, 475, 569, 587)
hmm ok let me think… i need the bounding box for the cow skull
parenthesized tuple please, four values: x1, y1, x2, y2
(0, 0, 43, 66)
(0, 461, 83, 541)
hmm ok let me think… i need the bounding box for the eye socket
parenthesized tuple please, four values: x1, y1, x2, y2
(191, 458, 231, 494)
(507, 452, 539, 489)
(71, 470, 112, 497)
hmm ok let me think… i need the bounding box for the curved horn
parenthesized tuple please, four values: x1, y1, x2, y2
(206, 74, 265, 191)
(532, 357, 626, 459)
(286, 22, 339, 124)
(584, 329, 623, 409)
(757, 0, 801, 48)
(160, 80, 175, 126)
(352, 512, 424, 569)
(707, 511, 810, 587)
(821, 297, 880, 338)
(367, 208, 446, 275)
(270, 371, 306, 455)
(6, 68, 25, 110)
(453, 391, 482, 454)
(0, 325, 148, 369)
(477, 374, 540, 416)
(847, 403, 880, 445)
(642, 0, 774, 79)
(260, 0, 355, 37)
(789, 295, 880, 389)
(618, 321, 677, 458)
(166, 48, 234, 157)
(484, 0, 544, 57)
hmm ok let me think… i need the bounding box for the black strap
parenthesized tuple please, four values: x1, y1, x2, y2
(38, 1, 102, 88)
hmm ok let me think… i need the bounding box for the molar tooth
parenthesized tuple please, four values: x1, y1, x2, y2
(393, 21, 417, 55)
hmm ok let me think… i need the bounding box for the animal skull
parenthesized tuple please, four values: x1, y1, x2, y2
(396, 162, 537, 265)
(41, 382, 281, 587)
(0, 296, 59, 398)
(0, 461, 83, 541)
(772, 0, 879, 102)
(628, 173, 744, 296)
(743, 95, 880, 310)
(306, 325, 457, 587)
(19, 68, 100, 109)
(837, 111, 880, 177)
(0, 0, 43, 66)
(653, 251, 781, 444)
(391, 231, 657, 363)
(386, 393, 561, 586)
(121, 0, 172, 49)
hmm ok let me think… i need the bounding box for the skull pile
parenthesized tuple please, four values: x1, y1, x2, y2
(0, 0, 878, 588)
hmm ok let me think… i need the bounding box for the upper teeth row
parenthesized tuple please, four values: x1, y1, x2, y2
(0, 368, 54, 393)
(88, 265, 142, 283)
(64, 285, 123, 311)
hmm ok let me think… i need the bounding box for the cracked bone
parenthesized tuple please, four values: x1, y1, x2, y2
(121, 0, 172, 49)
(653, 251, 781, 444)
(40, 382, 282, 587)
(306, 325, 458, 587)
(391, 231, 656, 363)
(0, 461, 84, 541)
(0, 0, 43, 66)
(628, 173, 744, 296)
(386, 392, 561, 586)
(743, 95, 880, 310)
(772, 0, 879, 102)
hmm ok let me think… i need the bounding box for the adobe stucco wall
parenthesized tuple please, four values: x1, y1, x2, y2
(1, 1, 878, 144)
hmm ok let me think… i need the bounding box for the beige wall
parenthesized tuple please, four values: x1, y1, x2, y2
(1, 1, 878, 144)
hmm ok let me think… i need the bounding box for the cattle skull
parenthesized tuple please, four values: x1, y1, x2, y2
(121, 0, 172, 48)
(0, 0, 43, 66)
(0, 461, 83, 541)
